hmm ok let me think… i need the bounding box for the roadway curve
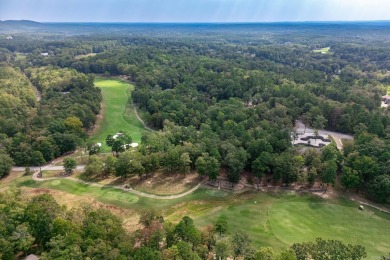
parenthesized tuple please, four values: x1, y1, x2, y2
(13, 164, 202, 200)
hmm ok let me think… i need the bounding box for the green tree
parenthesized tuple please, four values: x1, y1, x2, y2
(195, 156, 207, 177)
(103, 155, 117, 176)
(231, 231, 252, 260)
(64, 157, 77, 175)
(252, 152, 273, 181)
(175, 216, 201, 247)
(368, 175, 390, 203)
(133, 246, 162, 260)
(291, 238, 366, 260)
(273, 153, 302, 186)
(115, 151, 145, 178)
(312, 115, 327, 130)
(321, 160, 337, 193)
(224, 147, 248, 184)
(340, 166, 360, 191)
(106, 135, 115, 147)
(84, 155, 104, 176)
(87, 143, 101, 156)
(196, 154, 220, 181)
(24, 194, 62, 247)
(179, 152, 192, 174)
(177, 241, 201, 260)
(215, 240, 230, 260)
(0, 153, 14, 178)
(10, 224, 34, 256)
(254, 247, 276, 260)
(214, 215, 228, 236)
(31, 150, 46, 173)
(64, 116, 83, 133)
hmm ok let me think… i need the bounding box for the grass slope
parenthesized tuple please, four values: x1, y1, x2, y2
(91, 78, 145, 151)
(11, 176, 390, 258)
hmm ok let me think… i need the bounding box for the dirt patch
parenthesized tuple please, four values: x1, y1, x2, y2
(130, 171, 201, 195)
(20, 187, 141, 232)
(83, 171, 202, 196)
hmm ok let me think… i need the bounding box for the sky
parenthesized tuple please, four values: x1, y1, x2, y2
(0, 0, 389, 23)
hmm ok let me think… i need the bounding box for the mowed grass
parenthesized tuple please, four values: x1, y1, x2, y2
(9, 176, 390, 258)
(269, 201, 390, 258)
(313, 47, 330, 54)
(91, 78, 145, 151)
(193, 192, 390, 258)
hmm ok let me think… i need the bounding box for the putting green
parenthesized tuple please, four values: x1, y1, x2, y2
(205, 189, 228, 197)
(91, 78, 145, 151)
(51, 180, 61, 186)
(269, 201, 390, 258)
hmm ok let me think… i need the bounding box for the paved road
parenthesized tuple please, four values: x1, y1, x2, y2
(13, 165, 85, 172)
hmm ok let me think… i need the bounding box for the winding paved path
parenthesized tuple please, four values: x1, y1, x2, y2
(24, 165, 202, 200)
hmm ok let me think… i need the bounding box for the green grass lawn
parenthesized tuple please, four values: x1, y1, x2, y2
(13, 176, 390, 258)
(313, 47, 330, 54)
(90, 78, 146, 151)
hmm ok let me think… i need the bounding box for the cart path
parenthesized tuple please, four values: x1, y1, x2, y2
(132, 102, 154, 131)
(29, 166, 202, 200)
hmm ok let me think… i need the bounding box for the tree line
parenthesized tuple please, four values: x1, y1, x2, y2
(0, 65, 102, 175)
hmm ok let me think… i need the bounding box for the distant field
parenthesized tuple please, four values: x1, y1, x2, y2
(15, 52, 27, 60)
(313, 47, 330, 54)
(387, 86, 390, 94)
(90, 78, 145, 151)
(75, 53, 97, 59)
(10, 173, 389, 258)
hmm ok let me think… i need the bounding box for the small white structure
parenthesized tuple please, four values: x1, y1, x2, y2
(113, 132, 123, 139)
(6, 35, 13, 40)
(96, 143, 102, 147)
(130, 142, 139, 148)
(40, 52, 49, 56)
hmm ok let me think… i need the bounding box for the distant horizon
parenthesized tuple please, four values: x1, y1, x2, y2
(1, 0, 389, 23)
(3, 19, 390, 24)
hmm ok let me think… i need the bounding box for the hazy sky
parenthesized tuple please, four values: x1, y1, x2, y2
(0, 0, 389, 22)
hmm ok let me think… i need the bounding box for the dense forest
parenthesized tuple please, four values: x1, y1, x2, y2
(0, 22, 390, 258)
(1, 23, 389, 201)
(0, 64, 101, 171)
